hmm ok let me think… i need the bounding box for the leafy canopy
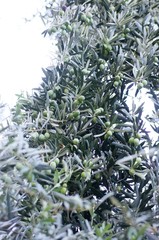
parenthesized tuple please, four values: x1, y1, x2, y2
(1, 0, 159, 239)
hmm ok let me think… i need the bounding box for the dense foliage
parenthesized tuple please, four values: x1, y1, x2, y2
(1, 0, 159, 239)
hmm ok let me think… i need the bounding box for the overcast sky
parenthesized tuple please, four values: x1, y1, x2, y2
(0, 0, 53, 107)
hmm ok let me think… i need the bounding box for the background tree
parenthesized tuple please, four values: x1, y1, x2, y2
(1, 0, 159, 239)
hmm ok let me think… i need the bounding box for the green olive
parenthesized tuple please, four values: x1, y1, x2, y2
(95, 108, 104, 115)
(83, 160, 87, 166)
(66, 24, 72, 32)
(82, 68, 89, 75)
(105, 121, 111, 127)
(95, 173, 101, 180)
(50, 161, 56, 170)
(136, 133, 141, 139)
(43, 110, 53, 117)
(27, 172, 33, 182)
(74, 99, 80, 106)
(63, 183, 67, 188)
(73, 138, 80, 145)
(99, 64, 105, 71)
(74, 115, 80, 121)
(103, 44, 112, 52)
(78, 95, 85, 103)
(129, 137, 134, 144)
(2, 174, 12, 184)
(106, 130, 113, 137)
(81, 14, 87, 21)
(73, 110, 80, 118)
(137, 83, 143, 89)
(115, 75, 121, 81)
(81, 171, 86, 178)
(68, 113, 74, 120)
(154, 57, 158, 63)
(32, 111, 38, 118)
(31, 132, 39, 139)
(117, 185, 122, 192)
(114, 81, 119, 87)
(89, 161, 93, 167)
(129, 168, 135, 176)
(104, 132, 112, 139)
(60, 187, 67, 194)
(133, 138, 140, 146)
(61, 29, 67, 36)
(44, 132, 50, 139)
(142, 80, 148, 86)
(54, 158, 60, 165)
(43, 110, 48, 117)
(70, 68, 74, 74)
(124, 28, 130, 33)
(119, 72, 123, 78)
(85, 17, 91, 24)
(49, 27, 56, 34)
(39, 134, 46, 141)
(16, 162, 24, 170)
(134, 157, 142, 167)
(92, 117, 97, 123)
(64, 88, 69, 94)
(61, 24, 66, 30)
(98, 58, 105, 64)
(48, 90, 54, 97)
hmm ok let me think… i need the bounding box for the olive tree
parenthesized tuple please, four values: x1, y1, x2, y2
(1, 0, 159, 239)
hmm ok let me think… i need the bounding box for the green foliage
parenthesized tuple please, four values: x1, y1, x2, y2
(1, 0, 159, 239)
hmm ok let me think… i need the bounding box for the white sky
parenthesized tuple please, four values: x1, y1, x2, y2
(0, 0, 53, 107)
